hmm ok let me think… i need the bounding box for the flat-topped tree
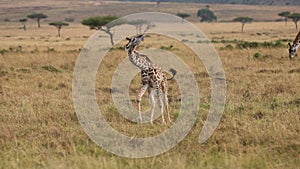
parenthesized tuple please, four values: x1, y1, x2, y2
(288, 13, 300, 29)
(27, 13, 48, 28)
(177, 13, 190, 23)
(233, 16, 253, 32)
(127, 19, 149, 34)
(19, 18, 27, 31)
(278, 11, 291, 26)
(49, 22, 69, 37)
(81, 16, 126, 45)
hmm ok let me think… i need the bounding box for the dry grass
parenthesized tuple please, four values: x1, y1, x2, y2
(0, 2, 300, 169)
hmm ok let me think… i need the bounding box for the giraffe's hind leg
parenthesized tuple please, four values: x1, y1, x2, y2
(162, 80, 171, 123)
(137, 84, 148, 122)
(164, 92, 171, 123)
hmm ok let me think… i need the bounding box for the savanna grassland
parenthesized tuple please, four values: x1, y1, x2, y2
(0, 1, 300, 169)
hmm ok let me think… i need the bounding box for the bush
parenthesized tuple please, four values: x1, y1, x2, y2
(0, 68, 8, 76)
(253, 51, 262, 58)
(9, 46, 23, 53)
(270, 98, 279, 110)
(220, 44, 234, 50)
(110, 46, 124, 51)
(41, 65, 61, 73)
(236, 41, 284, 49)
(46, 47, 55, 53)
(160, 45, 174, 50)
(237, 41, 259, 49)
(173, 111, 179, 120)
(253, 51, 269, 59)
(0, 49, 9, 55)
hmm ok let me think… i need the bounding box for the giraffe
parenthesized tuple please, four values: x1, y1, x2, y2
(125, 34, 177, 124)
(288, 31, 300, 59)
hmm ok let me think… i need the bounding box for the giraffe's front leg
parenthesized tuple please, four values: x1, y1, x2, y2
(162, 82, 171, 123)
(137, 84, 148, 123)
(157, 90, 166, 124)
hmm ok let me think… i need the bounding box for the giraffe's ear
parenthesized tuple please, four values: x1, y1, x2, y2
(126, 37, 131, 41)
(288, 42, 292, 48)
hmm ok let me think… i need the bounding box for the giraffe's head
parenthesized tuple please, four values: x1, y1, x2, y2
(288, 42, 297, 59)
(125, 34, 144, 51)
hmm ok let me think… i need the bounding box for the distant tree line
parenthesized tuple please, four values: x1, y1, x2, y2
(11, 8, 300, 42)
(14, 13, 155, 41)
(116, 0, 300, 6)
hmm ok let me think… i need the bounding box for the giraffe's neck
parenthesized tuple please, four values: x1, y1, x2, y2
(294, 42, 300, 50)
(293, 31, 300, 45)
(128, 46, 152, 70)
(292, 31, 300, 50)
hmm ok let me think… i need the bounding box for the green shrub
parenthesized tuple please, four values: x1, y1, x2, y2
(0, 68, 7, 76)
(110, 46, 124, 51)
(270, 98, 279, 110)
(173, 111, 179, 120)
(46, 47, 55, 53)
(237, 41, 284, 49)
(8, 46, 22, 53)
(237, 41, 259, 49)
(0, 49, 9, 55)
(253, 51, 262, 58)
(17, 68, 30, 73)
(253, 51, 270, 59)
(41, 65, 61, 73)
(220, 44, 234, 50)
(160, 45, 174, 50)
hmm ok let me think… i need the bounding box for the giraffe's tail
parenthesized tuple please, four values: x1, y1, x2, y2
(167, 68, 177, 80)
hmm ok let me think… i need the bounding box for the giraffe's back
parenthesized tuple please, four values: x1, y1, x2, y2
(141, 65, 166, 89)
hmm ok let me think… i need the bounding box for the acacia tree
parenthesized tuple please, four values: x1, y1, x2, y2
(278, 11, 291, 26)
(177, 13, 190, 23)
(288, 13, 300, 29)
(27, 13, 48, 28)
(197, 8, 217, 22)
(127, 19, 151, 35)
(233, 17, 253, 32)
(19, 18, 27, 31)
(81, 16, 125, 45)
(49, 22, 69, 37)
